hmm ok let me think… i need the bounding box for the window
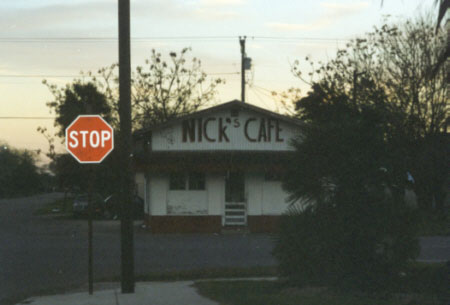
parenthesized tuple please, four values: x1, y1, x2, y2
(169, 172, 206, 190)
(169, 173, 186, 190)
(188, 172, 205, 190)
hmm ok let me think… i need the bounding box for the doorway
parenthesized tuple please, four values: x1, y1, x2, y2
(224, 171, 246, 226)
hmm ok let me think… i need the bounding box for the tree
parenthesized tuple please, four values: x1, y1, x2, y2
(0, 143, 43, 198)
(57, 48, 223, 130)
(40, 49, 222, 195)
(43, 81, 113, 138)
(40, 82, 116, 195)
(274, 81, 419, 291)
(272, 16, 449, 292)
(132, 48, 223, 128)
(285, 16, 448, 211)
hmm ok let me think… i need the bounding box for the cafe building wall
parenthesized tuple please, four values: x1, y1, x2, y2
(133, 100, 303, 233)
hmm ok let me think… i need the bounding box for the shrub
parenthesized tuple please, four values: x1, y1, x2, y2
(274, 190, 420, 292)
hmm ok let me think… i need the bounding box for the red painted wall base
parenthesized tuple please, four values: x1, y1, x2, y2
(145, 215, 282, 233)
(145, 215, 222, 233)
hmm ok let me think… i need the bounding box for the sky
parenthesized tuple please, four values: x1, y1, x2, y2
(0, 0, 435, 165)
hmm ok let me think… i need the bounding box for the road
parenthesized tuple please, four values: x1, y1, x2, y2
(0, 193, 449, 304)
(0, 193, 273, 304)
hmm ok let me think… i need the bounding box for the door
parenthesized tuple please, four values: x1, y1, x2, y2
(224, 171, 247, 226)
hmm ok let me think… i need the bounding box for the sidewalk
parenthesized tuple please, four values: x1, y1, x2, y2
(16, 281, 219, 305)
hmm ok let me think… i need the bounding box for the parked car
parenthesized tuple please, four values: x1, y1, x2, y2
(72, 193, 104, 217)
(102, 194, 144, 220)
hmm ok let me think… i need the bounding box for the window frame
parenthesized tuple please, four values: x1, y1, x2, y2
(169, 172, 206, 191)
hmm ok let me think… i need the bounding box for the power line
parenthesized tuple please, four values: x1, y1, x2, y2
(0, 36, 237, 43)
(0, 72, 239, 78)
(252, 36, 350, 42)
(0, 117, 55, 120)
(208, 72, 240, 75)
(0, 74, 89, 78)
(249, 87, 271, 109)
(251, 85, 283, 107)
(251, 84, 276, 95)
(0, 36, 351, 43)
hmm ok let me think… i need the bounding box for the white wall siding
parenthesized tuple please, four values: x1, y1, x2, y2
(143, 172, 292, 217)
(152, 109, 299, 152)
(167, 191, 208, 215)
(262, 181, 290, 215)
(246, 172, 264, 216)
(149, 174, 168, 215)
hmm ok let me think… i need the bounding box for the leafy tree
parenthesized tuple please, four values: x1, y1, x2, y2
(274, 81, 419, 291)
(40, 49, 221, 196)
(54, 48, 223, 130)
(40, 82, 116, 195)
(132, 48, 223, 128)
(0, 143, 43, 198)
(43, 81, 113, 138)
(273, 16, 448, 291)
(283, 16, 448, 211)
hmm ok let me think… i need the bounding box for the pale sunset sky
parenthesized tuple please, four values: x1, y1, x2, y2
(0, 0, 434, 164)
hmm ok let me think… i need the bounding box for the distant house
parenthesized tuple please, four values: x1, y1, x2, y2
(132, 100, 303, 233)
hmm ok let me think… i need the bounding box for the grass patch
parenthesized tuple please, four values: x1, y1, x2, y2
(195, 263, 449, 305)
(33, 197, 73, 215)
(195, 281, 446, 305)
(397, 262, 450, 295)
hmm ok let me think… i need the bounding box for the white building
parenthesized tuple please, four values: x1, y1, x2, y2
(133, 100, 303, 233)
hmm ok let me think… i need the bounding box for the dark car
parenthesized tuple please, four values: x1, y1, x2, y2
(102, 194, 144, 220)
(72, 193, 104, 217)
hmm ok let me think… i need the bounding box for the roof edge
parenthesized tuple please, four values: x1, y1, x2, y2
(133, 100, 303, 138)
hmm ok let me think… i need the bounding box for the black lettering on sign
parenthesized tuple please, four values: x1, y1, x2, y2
(267, 118, 275, 142)
(218, 118, 229, 142)
(197, 118, 203, 142)
(276, 120, 284, 142)
(204, 118, 216, 142)
(182, 119, 195, 142)
(233, 118, 240, 128)
(244, 118, 256, 142)
(258, 118, 267, 142)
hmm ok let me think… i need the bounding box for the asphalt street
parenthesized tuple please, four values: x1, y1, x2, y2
(0, 193, 449, 305)
(0, 193, 273, 304)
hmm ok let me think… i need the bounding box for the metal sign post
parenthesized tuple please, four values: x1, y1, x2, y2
(65, 114, 114, 295)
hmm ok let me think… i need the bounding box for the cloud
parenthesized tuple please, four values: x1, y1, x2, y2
(267, 21, 330, 32)
(198, 0, 245, 6)
(189, 0, 245, 20)
(0, 0, 244, 35)
(267, 1, 369, 32)
(193, 8, 240, 20)
(320, 2, 369, 19)
(0, 1, 117, 33)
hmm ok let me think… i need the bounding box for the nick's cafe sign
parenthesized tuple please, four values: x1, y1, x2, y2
(181, 116, 284, 143)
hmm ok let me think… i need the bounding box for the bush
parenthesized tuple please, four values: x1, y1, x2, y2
(0, 143, 44, 198)
(273, 193, 420, 292)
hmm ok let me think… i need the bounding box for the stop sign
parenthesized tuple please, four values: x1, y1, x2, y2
(65, 115, 114, 164)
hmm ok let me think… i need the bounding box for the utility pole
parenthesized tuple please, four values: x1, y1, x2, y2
(239, 36, 246, 103)
(118, 0, 134, 293)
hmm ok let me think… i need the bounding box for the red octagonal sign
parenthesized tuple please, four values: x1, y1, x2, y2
(65, 115, 114, 164)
